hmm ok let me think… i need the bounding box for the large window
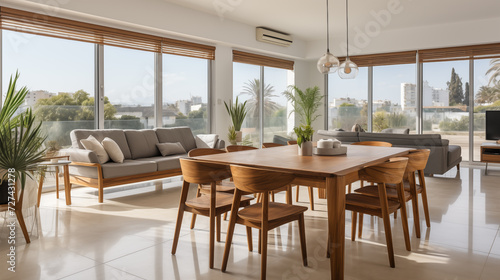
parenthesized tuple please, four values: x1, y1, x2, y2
(104, 46, 155, 129)
(163, 54, 209, 134)
(373, 64, 416, 132)
(328, 67, 369, 131)
(2, 30, 95, 148)
(423, 61, 470, 161)
(473, 58, 500, 161)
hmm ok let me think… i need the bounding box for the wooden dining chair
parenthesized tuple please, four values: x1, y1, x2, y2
(172, 158, 254, 269)
(348, 141, 393, 193)
(285, 141, 315, 210)
(346, 157, 411, 268)
(221, 165, 308, 280)
(261, 142, 283, 148)
(226, 145, 293, 205)
(355, 149, 431, 238)
(188, 148, 237, 233)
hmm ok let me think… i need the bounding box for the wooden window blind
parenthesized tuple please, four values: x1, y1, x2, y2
(419, 43, 500, 62)
(337, 51, 417, 67)
(233, 50, 294, 70)
(0, 7, 215, 60)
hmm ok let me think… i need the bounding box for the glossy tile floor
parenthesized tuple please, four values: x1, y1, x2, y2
(2, 164, 500, 280)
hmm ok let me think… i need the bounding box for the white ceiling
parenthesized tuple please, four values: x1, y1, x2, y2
(161, 0, 500, 41)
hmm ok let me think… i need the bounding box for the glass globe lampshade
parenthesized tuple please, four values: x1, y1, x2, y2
(338, 58, 358, 79)
(317, 51, 340, 74)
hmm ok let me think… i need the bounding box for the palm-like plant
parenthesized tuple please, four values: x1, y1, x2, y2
(486, 58, 500, 86)
(224, 96, 248, 131)
(0, 72, 46, 190)
(239, 79, 280, 118)
(283, 85, 324, 126)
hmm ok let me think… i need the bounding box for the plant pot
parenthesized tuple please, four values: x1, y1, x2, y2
(298, 141, 313, 156)
(235, 131, 243, 142)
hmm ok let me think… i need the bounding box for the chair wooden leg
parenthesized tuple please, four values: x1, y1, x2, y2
(55, 166, 60, 199)
(15, 208, 30, 243)
(358, 214, 364, 238)
(418, 170, 431, 228)
(190, 186, 202, 229)
(221, 189, 242, 272)
(216, 214, 221, 242)
(209, 183, 216, 269)
(397, 182, 411, 251)
(257, 193, 262, 203)
(296, 185, 300, 202)
(308, 187, 314, 210)
(261, 193, 269, 280)
(378, 183, 395, 268)
(223, 212, 228, 221)
(409, 173, 421, 238)
(394, 211, 398, 219)
(286, 185, 292, 205)
(298, 213, 308, 266)
(246, 226, 253, 251)
(351, 211, 357, 241)
(271, 192, 275, 202)
(172, 180, 190, 255)
(347, 183, 352, 194)
(258, 229, 262, 254)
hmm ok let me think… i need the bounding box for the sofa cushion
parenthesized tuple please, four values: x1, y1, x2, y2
(124, 130, 161, 159)
(71, 129, 132, 159)
(155, 127, 197, 151)
(101, 160, 157, 179)
(316, 130, 359, 143)
(135, 155, 186, 171)
(156, 142, 187, 156)
(358, 132, 444, 147)
(448, 145, 462, 166)
(381, 128, 410, 134)
(80, 135, 110, 164)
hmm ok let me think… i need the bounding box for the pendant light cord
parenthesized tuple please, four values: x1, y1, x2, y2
(326, 0, 330, 52)
(346, 0, 349, 59)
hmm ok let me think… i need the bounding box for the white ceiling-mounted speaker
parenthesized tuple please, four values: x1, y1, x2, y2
(256, 27, 293, 47)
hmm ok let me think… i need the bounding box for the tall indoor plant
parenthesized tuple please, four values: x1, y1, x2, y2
(283, 85, 323, 155)
(224, 97, 248, 143)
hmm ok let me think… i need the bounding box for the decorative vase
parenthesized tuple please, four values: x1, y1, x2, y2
(298, 141, 313, 156)
(235, 131, 243, 142)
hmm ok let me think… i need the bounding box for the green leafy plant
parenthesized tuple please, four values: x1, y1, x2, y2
(294, 125, 314, 147)
(283, 85, 324, 126)
(224, 97, 248, 131)
(227, 126, 237, 145)
(0, 73, 46, 190)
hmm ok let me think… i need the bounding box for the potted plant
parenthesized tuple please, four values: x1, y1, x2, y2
(283, 85, 323, 156)
(227, 126, 237, 145)
(224, 97, 248, 143)
(0, 72, 46, 208)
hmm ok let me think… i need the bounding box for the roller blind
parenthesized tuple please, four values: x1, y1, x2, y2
(337, 51, 417, 67)
(419, 43, 500, 62)
(233, 50, 294, 70)
(0, 7, 215, 59)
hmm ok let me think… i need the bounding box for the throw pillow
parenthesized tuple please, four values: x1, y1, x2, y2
(351, 124, 365, 132)
(102, 137, 125, 163)
(156, 142, 187, 156)
(80, 135, 110, 164)
(195, 134, 219, 148)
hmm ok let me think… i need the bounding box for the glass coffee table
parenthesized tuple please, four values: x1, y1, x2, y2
(37, 156, 72, 206)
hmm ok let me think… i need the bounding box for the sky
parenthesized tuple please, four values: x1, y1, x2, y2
(2, 30, 496, 108)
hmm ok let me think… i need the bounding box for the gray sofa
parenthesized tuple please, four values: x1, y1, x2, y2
(62, 127, 224, 202)
(315, 130, 461, 176)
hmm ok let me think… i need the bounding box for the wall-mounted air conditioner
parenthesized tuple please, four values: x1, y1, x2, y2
(256, 27, 293, 47)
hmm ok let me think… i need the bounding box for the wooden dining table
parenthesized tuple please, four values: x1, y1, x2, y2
(191, 144, 412, 280)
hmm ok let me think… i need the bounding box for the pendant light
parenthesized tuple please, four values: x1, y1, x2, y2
(338, 0, 358, 79)
(317, 0, 339, 74)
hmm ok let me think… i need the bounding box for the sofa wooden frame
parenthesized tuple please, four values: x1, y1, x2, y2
(69, 161, 182, 203)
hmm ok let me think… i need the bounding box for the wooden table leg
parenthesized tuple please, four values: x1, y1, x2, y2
(326, 175, 345, 280)
(55, 166, 60, 199)
(37, 172, 45, 207)
(63, 165, 71, 205)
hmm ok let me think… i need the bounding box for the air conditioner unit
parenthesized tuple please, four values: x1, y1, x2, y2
(256, 27, 293, 47)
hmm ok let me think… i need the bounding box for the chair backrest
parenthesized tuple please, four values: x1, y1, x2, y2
(180, 158, 231, 184)
(287, 140, 297, 145)
(405, 149, 430, 173)
(351, 141, 392, 147)
(230, 165, 295, 194)
(358, 157, 408, 185)
(188, 148, 226, 157)
(226, 145, 258, 152)
(262, 142, 283, 148)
